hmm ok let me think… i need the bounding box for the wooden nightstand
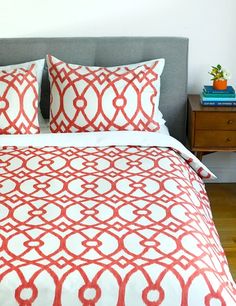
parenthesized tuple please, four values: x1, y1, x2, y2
(187, 95, 236, 160)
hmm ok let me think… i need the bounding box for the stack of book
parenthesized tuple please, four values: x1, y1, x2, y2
(200, 85, 236, 106)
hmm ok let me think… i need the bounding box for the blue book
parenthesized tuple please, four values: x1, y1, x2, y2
(200, 94, 236, 102)
(204, 85, 235, 94)
(200, 99, 236, 106)
(201, 101, 236, 106)
(202, 91, 235, 98)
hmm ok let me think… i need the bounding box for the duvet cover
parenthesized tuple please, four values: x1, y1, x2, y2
(0, 132, 235, 306)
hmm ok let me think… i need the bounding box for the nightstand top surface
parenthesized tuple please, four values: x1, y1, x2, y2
(188, 94, 236, 112)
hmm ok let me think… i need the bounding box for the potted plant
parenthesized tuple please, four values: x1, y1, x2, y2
(209, 64, 230, 90)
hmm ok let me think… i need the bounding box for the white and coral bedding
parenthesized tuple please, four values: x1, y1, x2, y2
(37, 113, 169, 136)
(0, 132, 235, 306)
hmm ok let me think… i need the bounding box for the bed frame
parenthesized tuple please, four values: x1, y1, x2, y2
(0, 37, 188, 143)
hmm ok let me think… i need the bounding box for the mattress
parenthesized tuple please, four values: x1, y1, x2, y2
(0, 131, 235, 306)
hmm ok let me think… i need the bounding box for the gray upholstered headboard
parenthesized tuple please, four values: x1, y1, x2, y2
(0, 37, 188, 143)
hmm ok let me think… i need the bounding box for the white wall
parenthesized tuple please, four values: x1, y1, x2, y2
(1, 0, 236, 92)
(1, 0, 236, 181)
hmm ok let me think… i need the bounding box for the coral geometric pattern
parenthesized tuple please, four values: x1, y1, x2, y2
(0, 145, 235, 305)
(47, 55, 164, 133)
(0, 65, 40, 134)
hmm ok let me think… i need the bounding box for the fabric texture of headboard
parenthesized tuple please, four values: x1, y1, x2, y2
(0, 37, 188, 143)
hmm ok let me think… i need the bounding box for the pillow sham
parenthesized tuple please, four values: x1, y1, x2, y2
(0, 64, 40, 135)
(0, 59, 45, 99)
(47, 55, 165, 133)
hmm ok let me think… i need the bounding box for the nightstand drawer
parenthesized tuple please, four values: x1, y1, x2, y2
(196, 112, 236, 130)
(195, 130, 236, 147)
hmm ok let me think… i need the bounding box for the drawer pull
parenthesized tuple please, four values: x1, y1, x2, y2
(227, 120, 233, 125)
(226, 137, 231, 142)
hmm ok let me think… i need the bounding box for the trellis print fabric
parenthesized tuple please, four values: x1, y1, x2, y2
(0, 65, 40, 134)
(0, 145, 235, 305)
(47, 55, 165, 133)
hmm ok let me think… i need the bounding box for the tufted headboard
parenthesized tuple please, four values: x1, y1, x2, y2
(0, 37, 188, 143)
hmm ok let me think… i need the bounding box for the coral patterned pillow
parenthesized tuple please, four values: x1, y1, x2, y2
(0, 64, 40, 134)
(0, 59, 45, 99)
(47, 55, 165, 133)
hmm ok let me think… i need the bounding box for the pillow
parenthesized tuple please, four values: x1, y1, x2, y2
(0, 64, 40, 134)
(0, 59, 45, 99)
(47, 55, 165, 133)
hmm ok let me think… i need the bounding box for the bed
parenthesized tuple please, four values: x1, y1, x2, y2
(0, 37, 235, 306)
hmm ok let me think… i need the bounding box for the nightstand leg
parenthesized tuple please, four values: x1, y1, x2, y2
(196, 152, 203, 161)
